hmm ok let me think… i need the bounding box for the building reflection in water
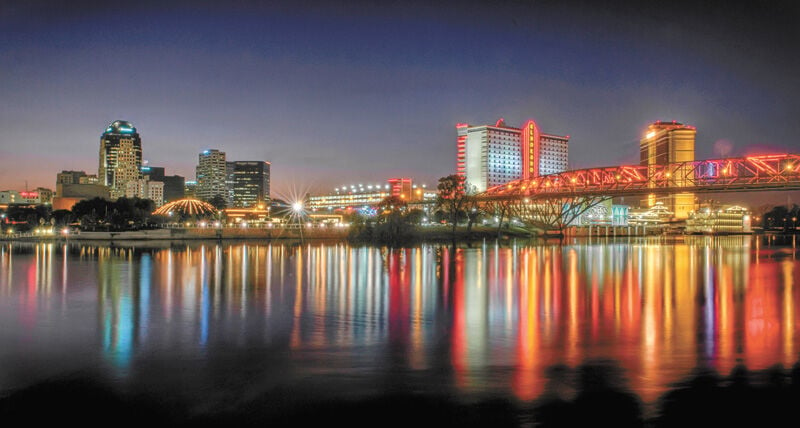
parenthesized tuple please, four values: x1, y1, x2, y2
(0, 236, 798, 405)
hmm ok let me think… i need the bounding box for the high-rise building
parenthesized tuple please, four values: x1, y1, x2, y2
(458, 118, 569, 193)
(231, 161, 270, 208)
(99, 120, 142, 199)
(226, 161, 236, 206)
(639, 120, 696, 219)
(195, 149, 227, 202)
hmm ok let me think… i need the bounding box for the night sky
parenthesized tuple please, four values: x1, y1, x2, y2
(2, 0, 799, 203)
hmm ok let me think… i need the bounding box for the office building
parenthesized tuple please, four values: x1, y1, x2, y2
(99, 120, 143, 199)
(141, 165, 184, 202)
(184, 180, 198, 199)
(125, 179, 165, 207)
(231, 161, 271, 208)
(457, 118, 569, 193)
(57, 170, 87, 185)
(79, 175, 100, 185)
(639, 120, 696, 219)
(195, 149, 227, 202)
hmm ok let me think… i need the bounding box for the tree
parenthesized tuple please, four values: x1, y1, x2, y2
(5, 204, 52, 231)
(51, 209, 75, 226)
(405, 208, 426, 225)
(208, 194, 227, 210)
(436, 174, 470, 237)
(72, 197, 111, 230)
(377, 195, 407, 223)
(72, 197, 155, 230)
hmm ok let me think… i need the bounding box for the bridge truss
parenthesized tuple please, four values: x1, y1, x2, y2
(478, 154, 800, 231)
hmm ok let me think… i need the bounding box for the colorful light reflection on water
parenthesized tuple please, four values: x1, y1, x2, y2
(0, 237, 797, 407)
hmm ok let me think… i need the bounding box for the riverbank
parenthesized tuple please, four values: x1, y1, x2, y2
(1, 224, 534, 243)
(1, 224, 770, 243)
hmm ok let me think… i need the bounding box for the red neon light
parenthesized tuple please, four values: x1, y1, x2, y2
(521, 119, 540, 180)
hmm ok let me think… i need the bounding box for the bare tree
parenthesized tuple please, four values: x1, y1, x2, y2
(436, 175, 469, 238)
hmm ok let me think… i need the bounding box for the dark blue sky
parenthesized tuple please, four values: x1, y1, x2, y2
(2, 0, 799, 202)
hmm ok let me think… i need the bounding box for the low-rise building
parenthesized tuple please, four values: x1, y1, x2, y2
(628, 202, 674, 225)
(686, 205, 752, 234)
(0, 189, 54, 206)
(52, 183, 111, 210)
(308, 179, 433, 212)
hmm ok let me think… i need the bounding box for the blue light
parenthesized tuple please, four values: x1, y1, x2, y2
(118, 127, 134, 133)
(203, 150, 210, 155)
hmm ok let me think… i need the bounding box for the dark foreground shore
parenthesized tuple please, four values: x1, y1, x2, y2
(3, 360, 800, 427)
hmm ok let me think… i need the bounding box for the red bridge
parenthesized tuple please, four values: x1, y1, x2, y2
(484, 153, 800, 199)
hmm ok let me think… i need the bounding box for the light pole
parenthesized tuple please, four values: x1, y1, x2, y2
(293, 202, 304, 241)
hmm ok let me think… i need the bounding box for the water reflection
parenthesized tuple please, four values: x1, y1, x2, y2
(0, 237, 798, 406)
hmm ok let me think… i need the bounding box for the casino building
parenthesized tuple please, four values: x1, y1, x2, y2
(457, 118, 569, 193)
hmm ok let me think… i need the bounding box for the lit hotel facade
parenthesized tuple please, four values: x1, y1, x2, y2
(457, 118, 569, 192)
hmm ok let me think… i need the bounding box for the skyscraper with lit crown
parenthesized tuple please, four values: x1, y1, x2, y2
(639, 120, 696, 219)
(99, 120, 143, 200)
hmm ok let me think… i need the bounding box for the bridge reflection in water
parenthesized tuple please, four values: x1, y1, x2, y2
(0, 237, 797, 406)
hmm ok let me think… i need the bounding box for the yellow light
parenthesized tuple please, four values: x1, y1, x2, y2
(646, 131, 656, 139)
(665, 172, 671, 177)
(570, 177, 577, 183)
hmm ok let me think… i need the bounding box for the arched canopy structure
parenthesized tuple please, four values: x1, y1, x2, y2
(153, 198, 217, 217)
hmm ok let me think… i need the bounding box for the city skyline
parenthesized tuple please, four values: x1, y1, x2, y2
(2, 1, 800, 205)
